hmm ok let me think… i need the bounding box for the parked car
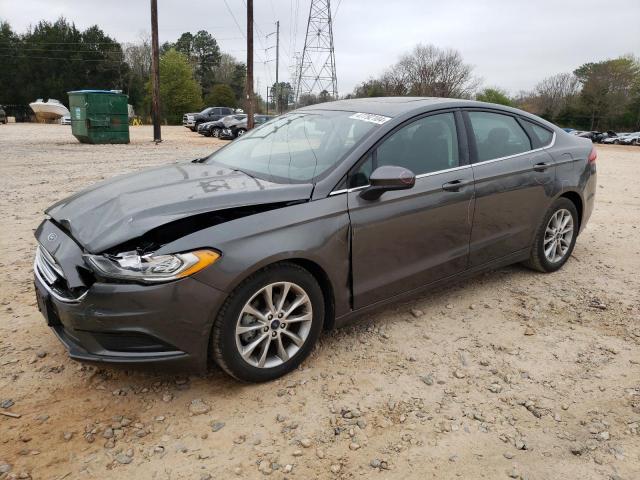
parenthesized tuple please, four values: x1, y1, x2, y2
(577, 131, 601, 142)
(0, 105, 6, 124)
(33, 98, 596, 382)
(198, 114, 247, 137)
(183, 107, 235, 132)
(61, 115, 71, 125)
(618, 132, 640, 145)
(594, 131, 617, 143)
(220, 115, 274, 139)
(602, 133, 628, 144)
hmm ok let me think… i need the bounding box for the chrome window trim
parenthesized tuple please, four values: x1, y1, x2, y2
(328, 130, 556, 196)
(471, 132, 556, 167)
(415, 164, 470, 179)
(329, 164, 471, 196)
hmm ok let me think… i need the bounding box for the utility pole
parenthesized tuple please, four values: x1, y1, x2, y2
(275, 20, 280, 113)
(150, 0, 161, 142)
(246, 0, 255, 129)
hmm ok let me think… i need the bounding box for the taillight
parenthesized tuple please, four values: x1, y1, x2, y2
(588, 146, 597, 164)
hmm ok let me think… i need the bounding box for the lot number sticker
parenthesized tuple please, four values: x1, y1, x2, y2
(349, 112, 391, 125)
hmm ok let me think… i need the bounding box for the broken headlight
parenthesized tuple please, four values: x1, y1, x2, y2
(84, 250, 219, 283)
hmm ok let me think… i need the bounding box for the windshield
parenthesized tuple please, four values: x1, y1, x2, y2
(206, 110, 379, 183)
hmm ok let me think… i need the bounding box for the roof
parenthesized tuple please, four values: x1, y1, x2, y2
(300, 97, 517, 118)
(300, 97, 471, 117)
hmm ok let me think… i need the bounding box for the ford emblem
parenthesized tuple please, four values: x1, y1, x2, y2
(47, 232, 57, 242)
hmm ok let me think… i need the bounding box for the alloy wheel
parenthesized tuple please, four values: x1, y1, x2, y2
(543, 208, 574, 263)
(235, 282, 313, 368)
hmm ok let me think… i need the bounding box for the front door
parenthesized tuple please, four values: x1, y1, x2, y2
(347, 111, 475, 309)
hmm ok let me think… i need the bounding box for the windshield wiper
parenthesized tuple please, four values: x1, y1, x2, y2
(231, 168, 257, 180)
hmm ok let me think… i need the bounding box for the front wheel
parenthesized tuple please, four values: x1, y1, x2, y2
(524, 198, 578, 273)
(211, 263, 324, 382)
(211, 127, 221, 138)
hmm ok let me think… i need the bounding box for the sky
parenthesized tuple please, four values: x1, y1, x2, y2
(1, 0, 639, 96)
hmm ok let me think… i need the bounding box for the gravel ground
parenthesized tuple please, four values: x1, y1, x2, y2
(0, 124, 639, 480)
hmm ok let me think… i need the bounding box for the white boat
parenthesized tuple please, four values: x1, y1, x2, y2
(29, 99, 70, 122)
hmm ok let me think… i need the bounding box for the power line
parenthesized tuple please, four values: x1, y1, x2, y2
(0, 47, 124, 54)
(333, 0, 343, 21)
(223, 0, 246, 40)
(0, 41, 122, 45)
(0, 54, 124, 63)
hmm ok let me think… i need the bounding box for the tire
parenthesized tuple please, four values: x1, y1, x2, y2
(236, 128, 247, 137)
(212, 127, 221, 138)
(211, 262, 324, 382)
(524, 197, 579, 273)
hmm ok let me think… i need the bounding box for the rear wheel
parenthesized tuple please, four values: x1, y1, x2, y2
(211, 127, 221, 138)
(211, 263, 324, 382)
(236, 128, 247, 137)
(524, 197, 578, 273)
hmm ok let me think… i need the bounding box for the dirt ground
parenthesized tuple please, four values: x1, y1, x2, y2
(0, 124, 639, 480)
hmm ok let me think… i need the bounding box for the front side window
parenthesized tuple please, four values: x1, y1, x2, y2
(468, 111, 531, 162)
(207, 110, 378, 183)
(376, 113, 459, 175)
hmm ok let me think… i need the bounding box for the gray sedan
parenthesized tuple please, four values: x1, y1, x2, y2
(33, 97, 597, 382)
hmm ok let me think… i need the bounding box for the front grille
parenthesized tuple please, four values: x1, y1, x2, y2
(34, 245, 87, 303)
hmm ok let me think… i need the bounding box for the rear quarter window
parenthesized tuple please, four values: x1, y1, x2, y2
(522, 120, 554, 147)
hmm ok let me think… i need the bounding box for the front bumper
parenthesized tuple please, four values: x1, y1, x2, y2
(34, 266, 227, 374)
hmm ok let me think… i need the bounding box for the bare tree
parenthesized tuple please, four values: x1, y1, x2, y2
(353, 44, 478, 99)
(123, 33, 152, 78)
(532, 72, 580, 118)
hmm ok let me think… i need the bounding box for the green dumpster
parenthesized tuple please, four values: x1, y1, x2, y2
(68, 90, 129, 144)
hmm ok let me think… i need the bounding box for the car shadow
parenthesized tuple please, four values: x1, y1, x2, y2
(100, 263, 533, 390)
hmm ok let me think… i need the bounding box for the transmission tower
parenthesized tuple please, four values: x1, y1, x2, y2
(295, 0, 338, 104)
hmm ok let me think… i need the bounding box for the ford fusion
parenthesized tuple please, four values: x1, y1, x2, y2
(34, 98, 597, 382)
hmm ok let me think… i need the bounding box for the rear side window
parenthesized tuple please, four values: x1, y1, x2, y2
(376, 112, 459, 175)
(468, 111, 531, 162)
(522, 120, 554, 147)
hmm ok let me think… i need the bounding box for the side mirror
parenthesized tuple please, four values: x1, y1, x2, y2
(360, 165, 416, 201)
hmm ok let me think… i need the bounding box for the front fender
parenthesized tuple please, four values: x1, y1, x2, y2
(156, 195, 352, 318)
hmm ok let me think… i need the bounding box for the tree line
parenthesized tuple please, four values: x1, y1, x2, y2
(1, 18, 638, 130)
(351, 43, 640, 131)
(0, 18, 253, 124)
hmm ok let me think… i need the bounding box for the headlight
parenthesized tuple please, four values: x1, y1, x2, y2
(84, 250, 219, 283)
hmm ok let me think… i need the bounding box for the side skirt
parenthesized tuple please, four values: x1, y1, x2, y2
(334, 248, 530, 329)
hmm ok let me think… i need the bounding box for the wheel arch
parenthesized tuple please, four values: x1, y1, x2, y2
(208, 254, 338, 332)
(558, 190, 584, 230)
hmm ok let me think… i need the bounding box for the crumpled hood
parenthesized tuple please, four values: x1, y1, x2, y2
(46, 162, 313, 253)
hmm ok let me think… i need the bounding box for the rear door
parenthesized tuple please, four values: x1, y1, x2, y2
(464, 110, 555, 266)
(347, 111, 475, 308)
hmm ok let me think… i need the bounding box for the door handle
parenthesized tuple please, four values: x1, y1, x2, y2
(533, 162, 550, 172)
(442, 179, 471, 192)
